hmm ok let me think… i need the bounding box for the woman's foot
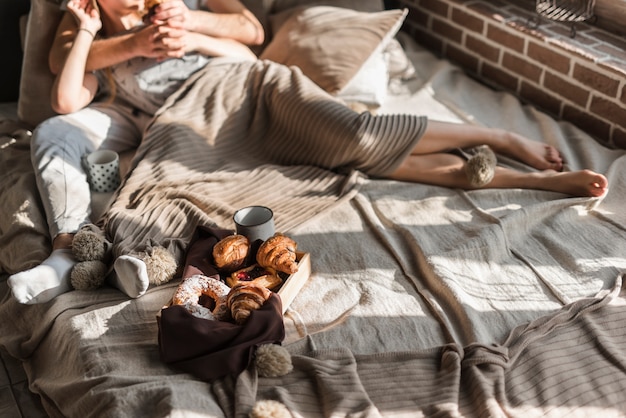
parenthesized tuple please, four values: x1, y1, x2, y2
(533, 169, 608, 197)
(495, 131, 564, 171)
(8, 249, 76, 304)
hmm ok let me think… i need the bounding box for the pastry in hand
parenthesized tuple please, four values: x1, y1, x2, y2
(212, 234, 250, 273)
(227, 283, 272, 324)
(256, 233, 298, 275)
(144, 0, 168, 18)
(227, 264, 283, 290)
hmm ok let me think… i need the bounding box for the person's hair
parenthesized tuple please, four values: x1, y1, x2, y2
(91, 0, 117, 105)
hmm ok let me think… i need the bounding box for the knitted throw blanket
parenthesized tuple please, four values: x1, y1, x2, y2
(103, 58, 426, 262)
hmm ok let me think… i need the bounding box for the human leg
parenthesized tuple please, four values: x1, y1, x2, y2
(412, 121, 564, 172)
(8, 104, 145, 304)
(387, 152, 608, 197)
(253, 62, 559, 178)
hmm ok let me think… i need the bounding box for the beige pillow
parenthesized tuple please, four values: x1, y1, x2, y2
(18, 0, 64, 128)
(260, 6, 407, 95)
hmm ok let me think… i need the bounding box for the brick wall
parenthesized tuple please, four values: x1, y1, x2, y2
(387, 0, 626, 149)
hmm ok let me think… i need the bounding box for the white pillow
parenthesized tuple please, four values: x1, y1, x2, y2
(335, 48, 389, 107)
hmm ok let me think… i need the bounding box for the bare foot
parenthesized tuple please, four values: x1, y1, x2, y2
(537, 169, 608, 197)
(495, 131, 564, 171)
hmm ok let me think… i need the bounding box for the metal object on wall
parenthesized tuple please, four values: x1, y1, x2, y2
(532, 0, 596, 37)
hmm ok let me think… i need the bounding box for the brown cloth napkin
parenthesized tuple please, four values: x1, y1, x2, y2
(157, 226, 285, 381)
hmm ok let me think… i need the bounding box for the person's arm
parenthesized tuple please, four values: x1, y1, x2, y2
(49, 0, 265, 75)
(50, 12, 133, 75)
(184, 31, 256, 59)
(51, 0, 100, 114)
(152, 0, 264, 46)
(49, 11, 188, 74)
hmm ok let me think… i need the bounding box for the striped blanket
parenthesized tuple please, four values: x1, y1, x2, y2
(103, 57, 426, 262)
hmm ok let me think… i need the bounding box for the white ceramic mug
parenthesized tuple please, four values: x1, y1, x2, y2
(233, 206, 275, 252)
(85, 150, 121, 193)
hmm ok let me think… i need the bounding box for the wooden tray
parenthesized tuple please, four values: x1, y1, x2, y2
(162, 252, 311, 315)
(276, 251, 311, 313)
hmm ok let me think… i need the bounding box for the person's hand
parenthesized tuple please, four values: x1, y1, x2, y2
(130, 23, 188, 60)
(66, 0, 102, 36)
(148, 0, 192, 30)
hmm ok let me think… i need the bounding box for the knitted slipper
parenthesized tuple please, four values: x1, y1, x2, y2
(464, 145, 497, 187)
(134, 245, 178, 286)
(72, 223, 112, 262)
(70, 224, 113, 290)
(71, 260, 108, 290)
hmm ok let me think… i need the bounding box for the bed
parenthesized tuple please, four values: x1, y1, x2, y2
(2, 0, 626, 417)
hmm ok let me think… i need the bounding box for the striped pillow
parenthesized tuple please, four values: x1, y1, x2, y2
(260, 6, 407, 95)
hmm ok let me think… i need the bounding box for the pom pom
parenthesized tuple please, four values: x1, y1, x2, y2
(249, 400, 291, 418)
(464, 145, 497, 187)
(71, 260, 108, 290)
(72, 224, 111, 262)
(255, 344, 293, 378)
(137, 246, 178, 286)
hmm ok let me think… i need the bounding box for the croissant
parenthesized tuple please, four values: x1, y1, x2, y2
(212, 234, 250, 273)
(227, 264, 283, 290)
(227, 283, 271, 324)
(256, 233, 298, 275)
(144, 0, 167, 15)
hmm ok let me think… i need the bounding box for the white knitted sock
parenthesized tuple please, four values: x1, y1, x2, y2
(8, 249, 75, 304)
(112, 255, 150, 298)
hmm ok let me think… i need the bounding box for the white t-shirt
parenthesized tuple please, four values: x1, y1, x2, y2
(96, 1, 211, 115)
(100, 53, 211, 115)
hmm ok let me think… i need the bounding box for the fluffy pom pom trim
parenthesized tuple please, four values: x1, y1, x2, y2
(249, 400, 291, 418)
(255, 344, 293, 378)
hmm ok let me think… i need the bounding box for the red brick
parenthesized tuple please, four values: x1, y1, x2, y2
(419, 0, 449, 18)
(503, 51, 542, 82)
(520, 81, 562, 116)
(596, 44, 626, 62)
(466, 1, 509, 22)
(597, 59, 626, 79)
(562, 105, 611, 145)
(504, 5, 536, 23)
(553, 30, 596, 47)
(587, 29, 626, 51)
(404, 4, 430, 28)
(446, 43, 480, 73)
(573, 64, 620, 97)
(548, 23, 584, 39)
(451, 7, 484, 33)
(543, 72, 589, 107)
(481, 62, 519, 92)
(487, 24, 525, 52)
(527, 42, 570, 74)
(414, 27, 445, 54)
(589, 96, 626, 127)
(432, 17, 463, 43)
(466, 34, 500, 62)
